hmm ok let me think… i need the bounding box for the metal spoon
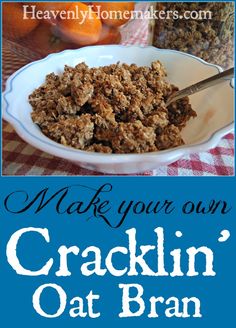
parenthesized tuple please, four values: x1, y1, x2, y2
(166, 67, 234, 107)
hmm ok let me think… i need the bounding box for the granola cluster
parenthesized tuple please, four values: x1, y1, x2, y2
(29, 61, 196, 154)
(152, 2, 234, 69)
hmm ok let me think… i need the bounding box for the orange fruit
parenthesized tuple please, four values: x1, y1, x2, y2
(58, 2, 102, 45)
(25, 23, 75, 56)
(94, 25, 121, 45)
(92, 2, 135, 27)
(3, 3, 39, 39)
(29, 2, 71, 11)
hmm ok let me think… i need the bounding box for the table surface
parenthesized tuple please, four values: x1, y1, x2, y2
(2, 11, 234, 176)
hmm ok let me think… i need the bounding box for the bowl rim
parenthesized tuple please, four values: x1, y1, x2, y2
(2, 45, 234, 164)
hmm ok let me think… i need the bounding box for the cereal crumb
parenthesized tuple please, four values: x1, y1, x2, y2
(30, 61, 196, 153)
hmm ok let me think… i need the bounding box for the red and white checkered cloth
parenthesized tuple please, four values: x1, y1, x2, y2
(2, 4, 234, 176)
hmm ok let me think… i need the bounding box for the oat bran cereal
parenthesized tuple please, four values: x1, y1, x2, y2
(29, 61, 196, 154)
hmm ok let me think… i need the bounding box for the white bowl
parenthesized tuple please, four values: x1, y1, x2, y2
(2, 45, 234, 174)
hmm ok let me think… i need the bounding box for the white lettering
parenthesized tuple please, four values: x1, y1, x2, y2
(6, 227, 53, 276)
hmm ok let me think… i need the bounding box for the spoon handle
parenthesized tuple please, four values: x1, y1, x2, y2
(166, 67, 234, 107)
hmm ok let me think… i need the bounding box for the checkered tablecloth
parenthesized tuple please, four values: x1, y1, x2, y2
(2, 5, 234, 176)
